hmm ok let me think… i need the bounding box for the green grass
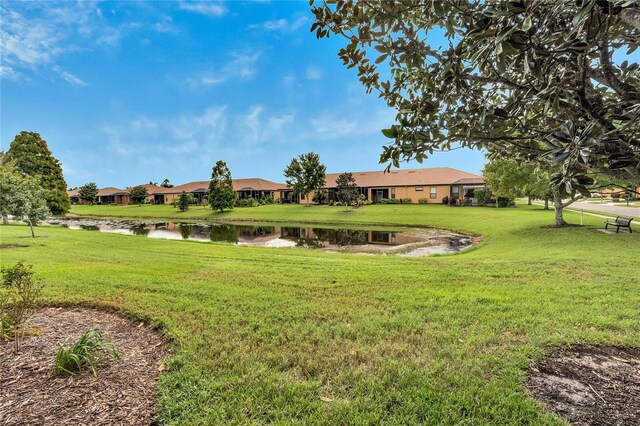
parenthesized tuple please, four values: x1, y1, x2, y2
(3, 204, 639, 424)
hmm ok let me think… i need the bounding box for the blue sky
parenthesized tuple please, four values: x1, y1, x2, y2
(1, 1, 485, 188)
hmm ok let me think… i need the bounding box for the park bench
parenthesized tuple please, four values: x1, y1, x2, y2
(604, 216, 634, 233)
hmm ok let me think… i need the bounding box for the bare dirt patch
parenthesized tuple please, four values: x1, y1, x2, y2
(0, 307, 165, 425)
(0, 243, 28, 249)
(526, 345, 640, 425)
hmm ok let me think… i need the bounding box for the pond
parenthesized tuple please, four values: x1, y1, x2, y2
(46, 219, 476, 256)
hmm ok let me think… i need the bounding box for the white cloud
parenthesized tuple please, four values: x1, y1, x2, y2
(252, 16, 308, 32)
(305, 66, 323, 80)
(178, 1, 227, 18)
(187, 51, 261, 87)
(154, 14, 176, 33)
(52, 66, 88, 86)
(0, 65, 20, 81)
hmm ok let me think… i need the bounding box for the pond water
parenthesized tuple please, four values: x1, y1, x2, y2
(46, 219, 475, 256)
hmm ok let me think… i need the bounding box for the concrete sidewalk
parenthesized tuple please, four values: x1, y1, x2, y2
(569, 201, 639, 219)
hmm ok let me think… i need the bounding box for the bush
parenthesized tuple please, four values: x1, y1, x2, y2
(236, 197, 260, 207)
(497, 196, 511, 208)
(448, 196, 458, 206)
(400, 197, 413, 204)
(259, 195, 275, 205)
(379, 198, 399, 204)
(53, 329, 121, 376)
(418, 198, 429, 204)
(474, 188, 487, 205)
(1, 262, 43, 352)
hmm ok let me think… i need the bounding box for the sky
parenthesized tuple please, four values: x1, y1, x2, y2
(1, 0, 486, 189)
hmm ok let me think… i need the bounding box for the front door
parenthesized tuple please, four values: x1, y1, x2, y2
(376, 189, 384, 203)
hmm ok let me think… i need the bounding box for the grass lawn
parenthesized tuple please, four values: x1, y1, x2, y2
(2, 204, 639, 424)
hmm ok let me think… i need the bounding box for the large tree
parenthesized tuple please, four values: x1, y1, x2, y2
(78, 182, 98, 205)
(208, 161, 236, 212)
(311, 1, 640, 205)
(335, 172, 360, 210)
(284, 152, 327, 207)
(0, 168, 50, 238)
(483, 158, 553, 208)
(128, 185, 148, 205)
(161, 178, 174, 188)
(6, 131, 70, 215)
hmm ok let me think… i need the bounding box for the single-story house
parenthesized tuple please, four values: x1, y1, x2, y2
(304, 167, 485, 204)
(153, 178, 285, 205)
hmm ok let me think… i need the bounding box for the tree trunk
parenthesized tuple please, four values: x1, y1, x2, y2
(544, 198, 549, 210)
(527, 197, 532, 205)
(2, 215, 8, 225)
(306, 194, 310, 207)
(28, 218, 35, 238)
(552, 192, 576, 226)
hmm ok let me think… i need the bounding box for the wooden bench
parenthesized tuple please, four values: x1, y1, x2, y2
(604, 216, 634, 233)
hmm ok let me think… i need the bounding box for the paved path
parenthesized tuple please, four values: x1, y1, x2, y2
(568, 201, 639, 218)
(531, 201, 639, 229)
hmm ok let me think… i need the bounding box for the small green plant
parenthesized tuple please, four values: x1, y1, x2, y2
(53, 329, 121, 376)
(1, 261, 43, 352)
(418, 198, 428, 204)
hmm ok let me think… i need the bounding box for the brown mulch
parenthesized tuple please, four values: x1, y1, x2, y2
(525, 345, 640, 426)
(0, 307, 165, 426)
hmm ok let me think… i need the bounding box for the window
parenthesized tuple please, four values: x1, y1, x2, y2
(415, 187, 424, 191)
(391, 188, 396, 199)
(430, 187, 437, 199)
(452, 186, 459, 197)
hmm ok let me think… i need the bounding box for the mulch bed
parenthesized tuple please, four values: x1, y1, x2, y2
(525, 345, 640, 425)
(0, 307, 165, 425)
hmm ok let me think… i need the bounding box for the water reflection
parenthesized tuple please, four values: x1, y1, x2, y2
(49, 220, 474, 255)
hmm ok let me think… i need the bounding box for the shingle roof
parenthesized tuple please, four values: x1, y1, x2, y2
(325, 167, 484, 188)
(97, 187, 128, 196)
(67, 189, 79, 197)
(156, 178, 285, 194)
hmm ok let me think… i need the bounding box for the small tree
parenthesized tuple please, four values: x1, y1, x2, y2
(5, 175, 51, 238)
(161, 178, 174, 188)
(128, 185, 148, 206)
(1, 262, 43, 353)
(208, 161, 236, 212)
(284, 152, 326, 207)
(78, 182, 98, 205)
(336, 172, 359, 211)
(178, 191, 190, 212)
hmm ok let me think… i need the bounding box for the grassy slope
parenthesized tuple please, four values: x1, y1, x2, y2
(3, 204, 639, 425)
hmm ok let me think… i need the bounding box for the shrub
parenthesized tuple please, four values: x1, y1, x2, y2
(497, 196, 511, 208)
(259, 195, 275, 205)
(400, 198, 413, 204)
(53, 329, 121, 376)
(380, 198, 399, 204)
(448, 196, 458, 206)
(418, 198, 428, 204)
(1, 262, 43, 352)
(474, 188, 487, 205)
(236, 197, 260, 208)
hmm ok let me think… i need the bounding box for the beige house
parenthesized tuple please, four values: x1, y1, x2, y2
(303, 167, 485, 204)
(152, 178, 285, 205)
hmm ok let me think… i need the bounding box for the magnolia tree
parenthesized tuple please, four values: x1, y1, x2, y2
(284, 152, 327, 207)
(311, 0, 640, 225)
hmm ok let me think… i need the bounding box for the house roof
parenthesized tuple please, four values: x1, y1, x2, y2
(325, 167, 484, 188)
(157, 178, 285, 194)
(97, 187, 128, 196)
(67, 189, 79, 197)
